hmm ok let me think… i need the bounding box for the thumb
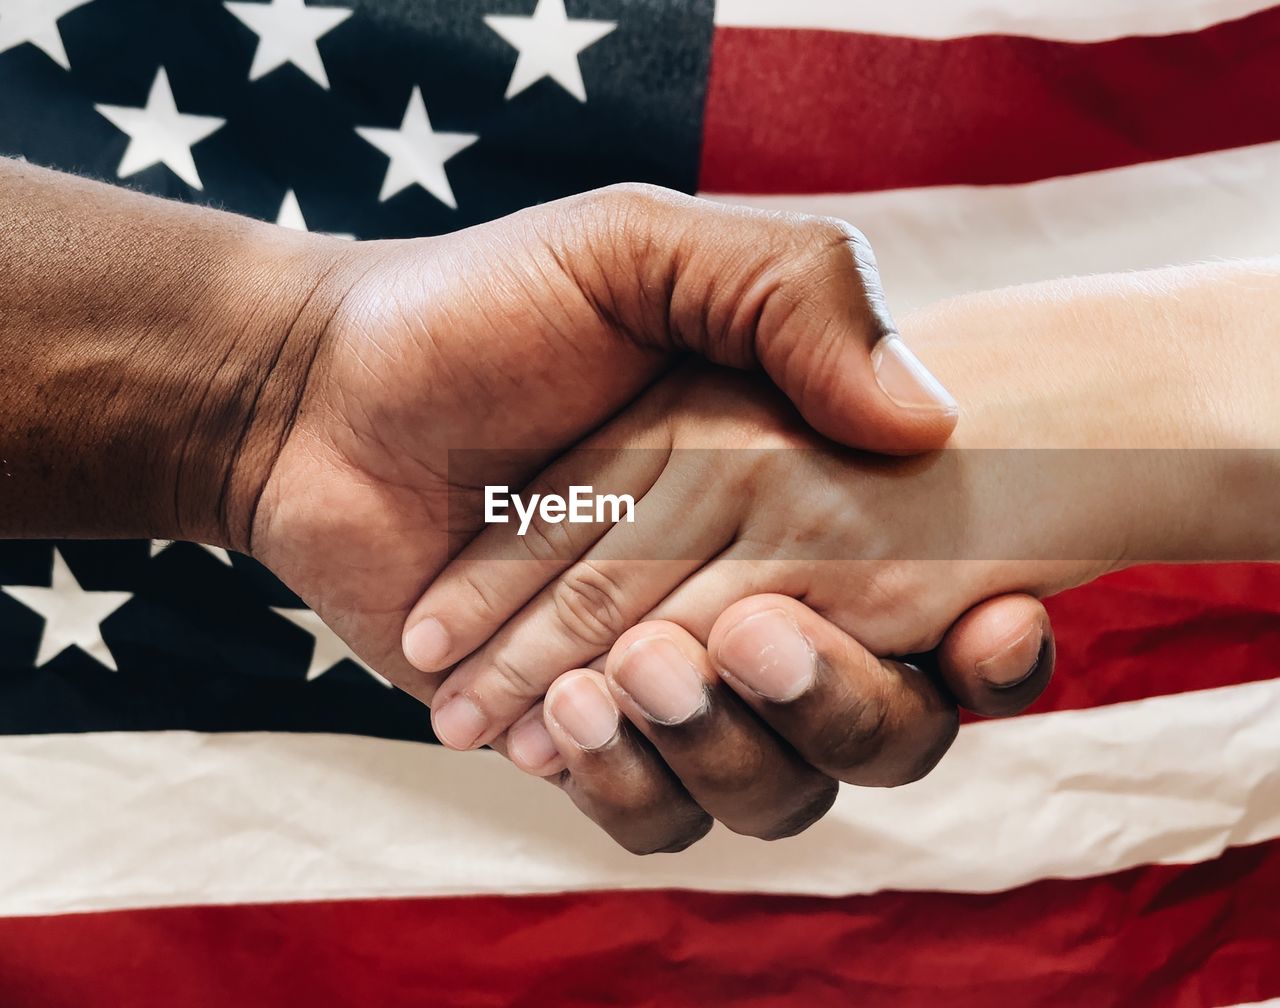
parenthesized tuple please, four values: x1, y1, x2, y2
(935, 594, 1055, 718)
(581, 185, 959, 453)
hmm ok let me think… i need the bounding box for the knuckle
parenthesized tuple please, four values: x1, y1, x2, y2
(790, 216, 883, 302)
(683, 740, 768, 797)
(818, 684, 892, 776)
(596, 181, 673, 212)
(552, 562, 629, 651)
(451, 569, 504, 624)
(797, 214, 867, 256)
(760, 216, 876, 323)
(515, 509, 572, 565)
(486, 651, 545, 701)
(581, 756, 713, 855)
(585, 182, 678, 236)
(751, 778, 840, 842)
(622, 809, 714, 856)
(843, 701, 959, 789)
(502, 475, 574, 565)
(897, 706, 960, 786)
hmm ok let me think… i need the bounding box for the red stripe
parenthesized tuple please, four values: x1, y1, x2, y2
(699, 9, 1280, 194)
(1019, 563, 1280, 718)
(1, 841, 1276, 1007)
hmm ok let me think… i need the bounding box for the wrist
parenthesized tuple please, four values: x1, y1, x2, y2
(900, 262, 1280, 568)
(1165, 261, 1280, 561)
(0, 161, 362, 549)
(172, 227, 361, 553)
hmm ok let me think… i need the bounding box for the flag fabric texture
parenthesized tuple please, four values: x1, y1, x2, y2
(1, 1, 1279, 1004)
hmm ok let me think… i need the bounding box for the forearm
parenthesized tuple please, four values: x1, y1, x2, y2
(903, 260, 1280, 565)
(0, 160, 351, 549)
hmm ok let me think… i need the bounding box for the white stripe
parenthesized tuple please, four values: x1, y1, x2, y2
(702, 141, 1280, 313)
(713, 0, 1276, 41)
(2, 677, 1278, 915)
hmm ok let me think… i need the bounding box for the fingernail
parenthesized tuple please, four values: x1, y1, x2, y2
(717, 609, 816, 702)
(613, 635, 707, 725)
(547, 674, 619, 750)
(404, 616, 450, 670)
(508, 716, 561, 771)
(432, 694, 488, 749)
(976, 622, 1045, 689)
(872, 335, 958, 413)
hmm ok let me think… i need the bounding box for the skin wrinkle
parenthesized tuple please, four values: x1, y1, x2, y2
(762, 781, 840, 840)
(791, 313, 852, 425)
(481, 650, 549, 703)
(582, 219, 631, 344)
(664, 727, 833, 840)
(752, 257, 841, 414)
(619, 193, 700, 356)
(180, 334, 242, 542)
(533, 238, 601, 344)
(552, 560, 633, 652)
(845, 228, 897, 341)
(646, 206, 680, 355)
(510, 490, 578, 565)
(542, 190, 630, 346)
(726, 250, 786, 371)
(225, 248, 353, 553)
(237, 249, 382, 553)
(589, 762, 714, 854)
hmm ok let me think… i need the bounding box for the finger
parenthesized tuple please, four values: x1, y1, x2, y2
(935, 594, 1055, 718)
(427, 467, 732, 751)
(402, 441, 669, 676)
(583, 186, 959, 453)
(542, 670, 712, 855)
(506, 702, 567, 777)
(707, 595, 959, 787)
(501, 660, 607, 778)
(642, 548, 794, 644)
(605, 621, 838, 840)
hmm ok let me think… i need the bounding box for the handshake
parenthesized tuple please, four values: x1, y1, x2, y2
(9, 162, 1279, 854)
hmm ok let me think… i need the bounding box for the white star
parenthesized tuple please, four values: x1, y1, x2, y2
(275, 188, 308, 230)
(224, 0, 351, 90)
(95, 67, 225, 190)
(355, 87, 478, 207)
(274, 189, 353, 239)
(271, 607, 389, 686)
(150, 539, 233, 565)
(3, 550, 131, 670)
(0, 0, 94, 70)
(484, 0, 615, 102)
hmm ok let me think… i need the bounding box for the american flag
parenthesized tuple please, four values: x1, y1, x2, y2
(2, 0, 1279, 1004)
